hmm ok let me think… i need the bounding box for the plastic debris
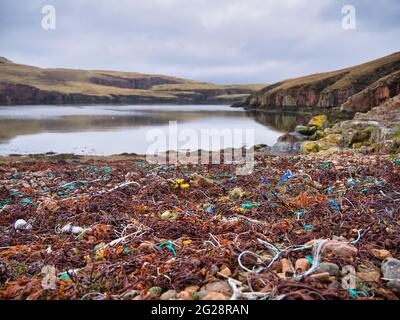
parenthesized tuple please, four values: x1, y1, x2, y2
(59, 269, 80, 280)
(280, 170, 294, 183)
(295, 210, 305, 220)
(206, 205, 215, 213)
(328, 199, 340, 212)
(14, 219, 32, 230)
(241, 203, 262, 209)
(157, 241, 177, 257)
(326, 186, 334, 195)
(347, 178, 357, 187)
(61, 224, 85, 235)
(21, 198, 33, 206)
(348, 289, 368, 299)
(0, 152, 399, 300)
(320, 163, 331, 170)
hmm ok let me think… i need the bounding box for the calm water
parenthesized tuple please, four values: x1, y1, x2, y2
(0, 105, 311, 156)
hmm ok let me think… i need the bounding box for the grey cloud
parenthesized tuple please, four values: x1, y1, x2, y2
(0, 0, 399, 84)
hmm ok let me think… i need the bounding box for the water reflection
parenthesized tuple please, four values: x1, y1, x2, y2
(0, 105, 246, 144)
(245, 110, 314, 132)
(0, 105, 289, 155)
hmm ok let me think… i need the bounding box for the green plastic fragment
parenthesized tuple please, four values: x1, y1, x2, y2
(103, 166, 111, 173)
(304, 225, 313, 231)
(0, 199, 13, 206)
(241, 203, 262, 209)
(295, 210, 305, 218)
(347, 178, 356, 186)
(92, 243, 107, 252)
(348, 289, 368, 299)
(11, 190, 23, 197)
(217, 174, 236, 178)
(59, 273, 70, 280)
(157, 241, 177, 257)
(57, 191, 68, 198)
(88, 165, 100, 172)
(305, 255, 314, 265)
(21, 198, 34, 206)
(320, 163, 331, 170)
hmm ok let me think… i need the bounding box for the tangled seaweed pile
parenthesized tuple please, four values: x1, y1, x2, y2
(0, 151, 399, 300)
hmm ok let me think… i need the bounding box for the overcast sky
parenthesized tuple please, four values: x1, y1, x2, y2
(0, 0, 399, 84)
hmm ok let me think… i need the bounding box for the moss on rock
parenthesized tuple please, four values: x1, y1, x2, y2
(308, 115, 329, 130)
(301, 134, 344, 153)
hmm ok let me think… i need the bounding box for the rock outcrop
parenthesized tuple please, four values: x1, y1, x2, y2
(297, 94, 400, 154)
(341, 70, 400, 113)
(238, 52, 400, 113)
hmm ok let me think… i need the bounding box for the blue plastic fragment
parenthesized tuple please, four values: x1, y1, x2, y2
(280, 171, 294, 183)
(182, 211, 193, 216)
(328, 199, 340, 212)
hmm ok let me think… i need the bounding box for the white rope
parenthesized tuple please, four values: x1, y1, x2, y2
(237, 251, 265, 273)
(94, 223, 150, 252)
(60, 180, 140, 202)
(294, 239, 328, 281)
(228, 278, 270, 300)
(238, 238, 329, 279)
(350, 229, 363, 245)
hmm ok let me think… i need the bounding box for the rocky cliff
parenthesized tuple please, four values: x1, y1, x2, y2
(340, 70, 400, 113)
(237, 52, 400, 114)
(0, 57, 265, 105)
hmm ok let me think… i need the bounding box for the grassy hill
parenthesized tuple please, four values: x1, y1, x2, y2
(0, 57, 266, 105)
(237, 52, 400, 113)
